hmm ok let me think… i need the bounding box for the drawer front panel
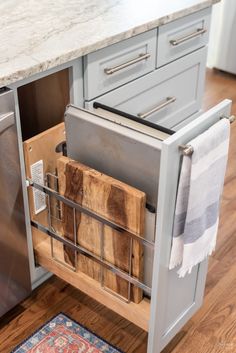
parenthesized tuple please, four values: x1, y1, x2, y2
(84, 30, 157, 100)
(86, 47, 207, 129)
(156, 8, 211, 68)
(148, 100, 231, 352)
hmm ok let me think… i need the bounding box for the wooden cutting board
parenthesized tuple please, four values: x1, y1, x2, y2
(57, 156, 146, 303)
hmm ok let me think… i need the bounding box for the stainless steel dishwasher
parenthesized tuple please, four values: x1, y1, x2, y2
(0, 88, 31, 317)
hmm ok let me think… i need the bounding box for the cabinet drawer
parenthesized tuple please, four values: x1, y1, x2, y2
(63, 101, 231, 342)
(156, 8, 211, 68)
(23, 123, 153, 331)
(84, 30, 157, 100)
(86, 47, 207, 129)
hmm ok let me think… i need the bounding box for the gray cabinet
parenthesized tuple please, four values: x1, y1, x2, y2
(84, 8, 211, 130)
(6, 5, 225, 353)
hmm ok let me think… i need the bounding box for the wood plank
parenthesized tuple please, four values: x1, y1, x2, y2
(57, 156, 146, 303)
(23, 123, 66, 248)
(23, 122, 65, 216)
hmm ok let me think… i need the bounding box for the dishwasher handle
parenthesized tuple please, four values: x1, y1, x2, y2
(0, 112, 15, 133)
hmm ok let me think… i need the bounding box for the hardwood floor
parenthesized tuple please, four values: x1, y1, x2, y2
(1, 68, 236, 353)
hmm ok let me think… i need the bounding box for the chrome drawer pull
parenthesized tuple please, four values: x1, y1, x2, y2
(169, 28, 207, 46)
(137, 96, 176, 119)
(104, 53, 151, 75)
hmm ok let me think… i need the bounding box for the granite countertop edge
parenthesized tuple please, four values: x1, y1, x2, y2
(1, 0, 219, 88)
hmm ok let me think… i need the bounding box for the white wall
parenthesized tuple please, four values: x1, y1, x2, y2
(207, 1, 224, 68)
(207, 0, 236, 74)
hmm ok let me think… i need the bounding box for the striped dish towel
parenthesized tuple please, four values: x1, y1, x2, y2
(169, 118, 230, 277)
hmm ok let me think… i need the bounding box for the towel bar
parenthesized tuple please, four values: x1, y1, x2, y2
(220, 114, 236, 123)
(179, 114, 235, 156)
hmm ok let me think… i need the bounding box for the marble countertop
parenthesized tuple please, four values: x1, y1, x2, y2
(0, 0, 219, 87)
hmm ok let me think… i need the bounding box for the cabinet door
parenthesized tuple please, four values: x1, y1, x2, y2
(148, 99, 232, 353)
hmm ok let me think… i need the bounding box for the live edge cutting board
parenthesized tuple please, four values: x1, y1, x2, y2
(57, 156, 146, 303)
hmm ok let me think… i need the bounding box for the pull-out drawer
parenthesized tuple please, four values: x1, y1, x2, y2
(86, 48, 207, 129)
(24, 122, 155, 331)
(84, 29, 157, 100)
(156, 7, 211, 68)
(24, 100, 232, 352)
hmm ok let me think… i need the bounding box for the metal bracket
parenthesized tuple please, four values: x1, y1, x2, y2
(220, 114, 236, 123)
(179, 144, 194, 156)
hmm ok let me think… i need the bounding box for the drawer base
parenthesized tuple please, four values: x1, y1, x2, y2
(33, 230, 150, 331)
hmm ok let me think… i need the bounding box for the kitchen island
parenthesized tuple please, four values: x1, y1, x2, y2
(0, 1, 223, 353)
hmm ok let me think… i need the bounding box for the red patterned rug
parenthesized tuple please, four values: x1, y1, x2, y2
(12, 313, 123, 352)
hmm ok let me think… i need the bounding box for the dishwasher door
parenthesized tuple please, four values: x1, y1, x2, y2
(0, 88, 31, 317)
